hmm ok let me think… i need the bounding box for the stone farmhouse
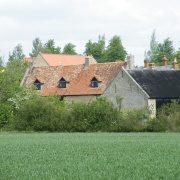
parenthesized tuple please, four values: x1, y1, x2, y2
(22, 54, 180, 117)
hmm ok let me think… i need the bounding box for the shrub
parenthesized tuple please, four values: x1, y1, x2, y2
(69, 96, 120, 132)
(114, 108, 150, 132)
(0, 103, 13, 129)
(146, 101, 180, 132)
(13, 96, 68, 131)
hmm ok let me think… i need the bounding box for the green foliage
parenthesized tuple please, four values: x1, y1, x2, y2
(174, 49, 180, 64)
(105, 35, 127, 62)
(63, 43, 77, 55)
(113, 108, 150, 132)
(146, 31, 175, 64)
(8, 44, 25, 62)
(13, 96, 67, 131)
(153, 38, 174, 64)
(0, 60, 27, 103)
(1, 133, 179, 179)
(146, 101, 180, 132)
(0, 103, 13, 128)
(29, 38, 61, 56)
(69, 96, 120, 132)
(84, 35, 127, 63)
(43, 39, 61, 54)
(84, 38, 105, 62)
(29, 37, 44, 57)
(146, 29, 158, 61)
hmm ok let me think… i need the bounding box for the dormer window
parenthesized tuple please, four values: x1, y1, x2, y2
(59, 77, 68, 88)
(91, 77, 99, 88)
(33, 79, 43, 90)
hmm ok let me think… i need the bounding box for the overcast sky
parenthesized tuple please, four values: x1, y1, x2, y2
(1, 0, 180, 66)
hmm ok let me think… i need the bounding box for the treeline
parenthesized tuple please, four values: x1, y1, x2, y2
(3, 35, 127, 64)
(2, 30, 180, 66)
(1, 95, 180, 132)
(145, 29, 180, 65)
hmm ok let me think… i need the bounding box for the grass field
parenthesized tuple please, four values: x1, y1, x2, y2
(0, 133, 180, 180)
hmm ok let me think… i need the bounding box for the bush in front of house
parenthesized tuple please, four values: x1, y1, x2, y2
(146, 100, 180, 132)
(13, 96, 68, 131)
(0, 103, 13, 129)
(69, 96, 120, 132)
(4, 95, 180, 132)
(114, 108, 150, 132)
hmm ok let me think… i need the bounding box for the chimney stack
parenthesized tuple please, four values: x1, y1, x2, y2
(85, 56, 92, 67)
(144, 59, 149, 68)
(149, 63, 155, 70)
(126, 54, 135, 70)
(162, 55, 168, 66)
(172, 57, 179, 70)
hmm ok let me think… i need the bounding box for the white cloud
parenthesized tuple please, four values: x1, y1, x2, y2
(1, 0, 180, 66)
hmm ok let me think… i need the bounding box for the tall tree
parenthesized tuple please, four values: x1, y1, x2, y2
(29, 37, 43, 57)
(147, 29, 158, 61)
(105, 35, 127, 62)
(43, 39, 61, 54)
(0, 60, 27, 103)
(63, 43, 77, 55)
(174, 49, 180, 64)
(8, 44, 25, 62)
(84, 34, 106, 62)
(153, 38, 174, 64)
(0, 55, 4, 70)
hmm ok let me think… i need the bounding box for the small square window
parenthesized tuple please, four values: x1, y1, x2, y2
(59, 82, 66, 88)
(91, 81, 98, 88)
(36, 83, 42, 90)
(33, 79, 43, 90)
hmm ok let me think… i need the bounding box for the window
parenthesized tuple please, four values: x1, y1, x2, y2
(33, 79, 43, 90)
(59, 77, 68, 88)
(91, 77, 99, 88)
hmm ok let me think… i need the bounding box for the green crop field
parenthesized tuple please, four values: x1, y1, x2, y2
(0, 133, 179, 180)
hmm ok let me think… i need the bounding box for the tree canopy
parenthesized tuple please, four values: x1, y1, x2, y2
(63, 43, 77, 55)
(105, 35, 127, 62)
(29, 37, 43, 57)
(145, 30, 175, 65)
(8, 44, 25, 62)
(84, 35, 127, 63)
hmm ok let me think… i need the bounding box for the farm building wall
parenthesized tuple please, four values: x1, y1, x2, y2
(33, 54, 49, 67)
(103, 69, 149, 109)
(64, 95, 98, 102)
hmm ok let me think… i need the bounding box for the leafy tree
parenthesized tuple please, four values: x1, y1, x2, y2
(8, 44, 25, 62)
(0, 60, 27, 103)
(29, 37, 44, 57)
(0, 55, 4, 70)
(146, 29, 158, 61)
(105, 35, 127, 62)
(174, 49, 180, 64)
(63, 43, 77, 55)
(84, 34, 106, 62)
(43, 39, 61, 54)
(153, 38, 174, 64)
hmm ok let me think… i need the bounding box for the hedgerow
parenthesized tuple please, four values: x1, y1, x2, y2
(1, 95, 180, 132)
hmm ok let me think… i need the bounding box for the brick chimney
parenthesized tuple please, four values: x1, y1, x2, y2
(162, 55, 168, 66)
(172, 57, 179, 70)
(144, 60, 149, 68)
(85, 56, 92, 67)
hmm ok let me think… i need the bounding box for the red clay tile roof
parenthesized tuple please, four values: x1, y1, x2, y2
(40, 53, 97, 66)
(24, 62, 125, 96)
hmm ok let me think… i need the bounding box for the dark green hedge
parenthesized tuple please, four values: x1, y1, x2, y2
(1, 96, 180, 132)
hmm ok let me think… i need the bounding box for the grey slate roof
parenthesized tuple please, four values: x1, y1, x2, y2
(127, 70, 180, 99)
